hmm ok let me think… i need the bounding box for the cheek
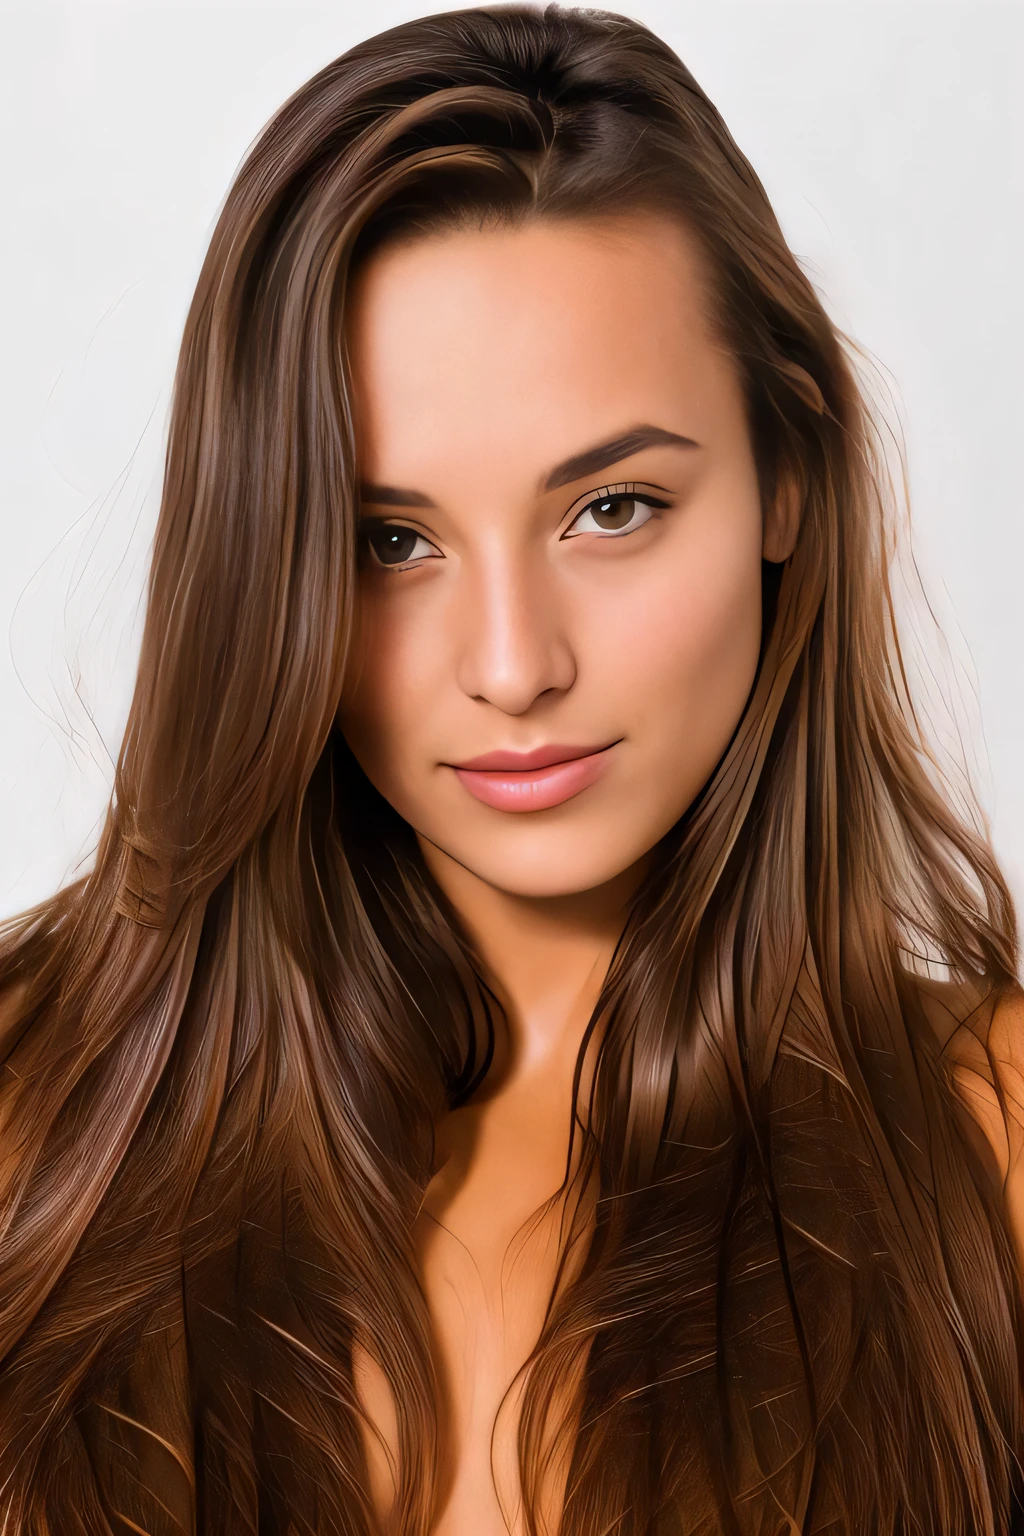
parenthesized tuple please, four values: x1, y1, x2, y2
(338, 589, 435, 785)
(593, 522, 763, 788)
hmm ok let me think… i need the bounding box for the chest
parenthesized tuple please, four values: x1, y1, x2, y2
(355, 1084, 586, 1533)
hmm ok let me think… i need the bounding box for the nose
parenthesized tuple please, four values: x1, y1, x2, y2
(454, 544, 576, 715)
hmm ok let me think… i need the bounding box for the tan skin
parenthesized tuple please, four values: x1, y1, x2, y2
(336, 213, 1024, 1533)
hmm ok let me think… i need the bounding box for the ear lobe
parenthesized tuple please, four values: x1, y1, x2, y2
(762, 468, 802, 563)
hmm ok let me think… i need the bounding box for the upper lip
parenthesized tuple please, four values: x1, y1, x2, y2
(450, 741, 619, 772)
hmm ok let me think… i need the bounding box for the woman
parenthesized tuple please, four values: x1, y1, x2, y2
(0, 4, 1021, 1532)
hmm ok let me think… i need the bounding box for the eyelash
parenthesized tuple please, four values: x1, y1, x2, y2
(358, 482, 671, 573)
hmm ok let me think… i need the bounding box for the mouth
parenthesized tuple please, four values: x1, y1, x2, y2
(446, 740, 620, 813)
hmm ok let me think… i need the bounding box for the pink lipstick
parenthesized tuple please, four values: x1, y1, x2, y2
(448, 741, 618, 813)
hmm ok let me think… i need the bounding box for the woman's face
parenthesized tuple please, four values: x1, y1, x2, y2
(338, 211, 776, 899)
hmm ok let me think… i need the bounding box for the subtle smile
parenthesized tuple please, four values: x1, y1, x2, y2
(447, 741, 620, 813)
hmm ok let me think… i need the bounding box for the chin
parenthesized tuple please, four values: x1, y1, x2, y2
(432, 824, 653, 900)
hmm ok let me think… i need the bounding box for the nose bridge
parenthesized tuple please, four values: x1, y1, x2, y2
(455, 533, 575, 714)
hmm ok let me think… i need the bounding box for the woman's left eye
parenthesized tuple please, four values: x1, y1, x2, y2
(563, 490, 670, 539)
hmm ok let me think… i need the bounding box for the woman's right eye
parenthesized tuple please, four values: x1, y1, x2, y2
(360, 522, 440, 569)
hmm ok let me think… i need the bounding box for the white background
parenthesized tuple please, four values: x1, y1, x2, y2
(1, 0, 1021, 926)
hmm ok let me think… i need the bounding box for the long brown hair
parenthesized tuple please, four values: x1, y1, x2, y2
(1, 5, 1020, 1532)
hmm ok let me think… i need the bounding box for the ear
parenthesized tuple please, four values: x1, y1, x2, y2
(761, 464, 802, 563)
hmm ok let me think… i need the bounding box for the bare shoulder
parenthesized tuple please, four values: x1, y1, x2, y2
(985, 986, 1024, 1082)
(941, 986, 1024, 1168)
(938, 981, 1024, 1261)
(0, 978, 30, 1050)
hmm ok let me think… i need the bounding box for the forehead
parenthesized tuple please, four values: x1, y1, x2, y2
(344, 212, 739, 488)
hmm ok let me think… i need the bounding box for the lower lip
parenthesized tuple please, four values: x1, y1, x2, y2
(451, 747, 615, 813)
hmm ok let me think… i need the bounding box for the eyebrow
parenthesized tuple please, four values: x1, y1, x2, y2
(357, 423, 699, 508)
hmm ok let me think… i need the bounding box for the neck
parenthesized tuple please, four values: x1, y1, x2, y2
(416, 836, 647, 1088)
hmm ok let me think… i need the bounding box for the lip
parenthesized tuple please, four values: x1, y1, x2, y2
(448, 740, 619, 813)
(453, 742, 615, 772)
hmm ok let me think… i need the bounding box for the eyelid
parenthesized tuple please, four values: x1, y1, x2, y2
(357, 511, 435, 536)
